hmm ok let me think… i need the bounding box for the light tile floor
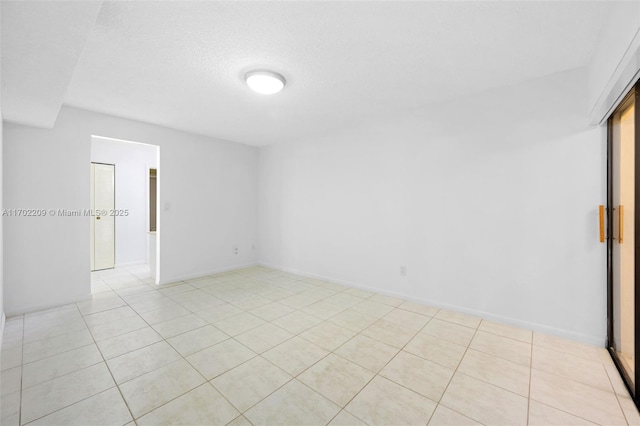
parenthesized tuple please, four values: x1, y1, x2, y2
(1, 265, 639, 425)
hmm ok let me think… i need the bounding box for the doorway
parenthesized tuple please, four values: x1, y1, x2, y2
(90, 163, 115, 271)
(608, 81, 640, 404)
(90, 136, 160, 283)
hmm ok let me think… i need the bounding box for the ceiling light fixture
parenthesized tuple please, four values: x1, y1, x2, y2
(245, 70, 286, 95)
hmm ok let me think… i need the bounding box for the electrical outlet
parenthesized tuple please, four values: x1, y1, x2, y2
(233, 246, 239, 255)
(400, 266, 407, 276)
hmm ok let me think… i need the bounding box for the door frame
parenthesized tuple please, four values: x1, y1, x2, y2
(607, 80, 640, 406)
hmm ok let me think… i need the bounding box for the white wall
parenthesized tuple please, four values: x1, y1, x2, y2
(4, 106, 258, 315)
(91, 136, 158, 266)
(259, 68, 607, 345)
(588, 1, 640, 124)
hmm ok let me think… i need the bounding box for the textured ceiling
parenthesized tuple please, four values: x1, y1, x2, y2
(3, 1, 609, 146)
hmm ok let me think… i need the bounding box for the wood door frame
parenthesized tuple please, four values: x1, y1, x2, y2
(607, 81, 640, 406)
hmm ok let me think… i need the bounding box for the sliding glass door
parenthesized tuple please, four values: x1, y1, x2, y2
(608, 82, 640, 402)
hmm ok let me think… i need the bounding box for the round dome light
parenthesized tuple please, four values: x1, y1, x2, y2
(245, 70, 286, 95)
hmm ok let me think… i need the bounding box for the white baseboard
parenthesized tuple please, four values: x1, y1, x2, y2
(4, 293, 91, 318)
(6, 262, 260, 314)
(157, 261, 259, 286)
(258, 261, 606, 347)
(114, 261, 147, 268)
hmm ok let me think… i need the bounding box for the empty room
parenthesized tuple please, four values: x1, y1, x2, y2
(1, 1, 640, 425)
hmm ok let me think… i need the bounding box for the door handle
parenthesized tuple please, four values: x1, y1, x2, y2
(599, 205, 605, 243)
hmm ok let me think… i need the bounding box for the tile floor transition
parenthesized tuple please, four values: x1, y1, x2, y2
(1, 265, 639, 425)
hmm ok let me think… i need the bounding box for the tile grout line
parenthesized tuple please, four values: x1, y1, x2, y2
(18, 349, 104, 392)
(526, 339, 627, 425)
(200, 284, 390, 423)
(326, 310, 441, 425)
(606, 368, 635, 425)
(153, 280, 441, 425)
(207, 298, 350, 420)
(77, 299, 138, 425)
(433, 316, 483, 425)
(20, 337, 100, 369)
(20, 387, 123, 426)
(95, 271, 188, 423)
(441, 331, 581, 423)
(17, 304, 113, 425)
(99, 276, 214, 424)
(528, 397, 612, 426)
(105, 269, 300, 423)
(528, 364, 626, 398)
(89, 271, 202, 422)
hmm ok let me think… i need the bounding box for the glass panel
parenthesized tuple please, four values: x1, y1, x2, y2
(612, 93, 636, 385)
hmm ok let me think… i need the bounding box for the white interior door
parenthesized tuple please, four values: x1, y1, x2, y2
(91, 163, 115, 271)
